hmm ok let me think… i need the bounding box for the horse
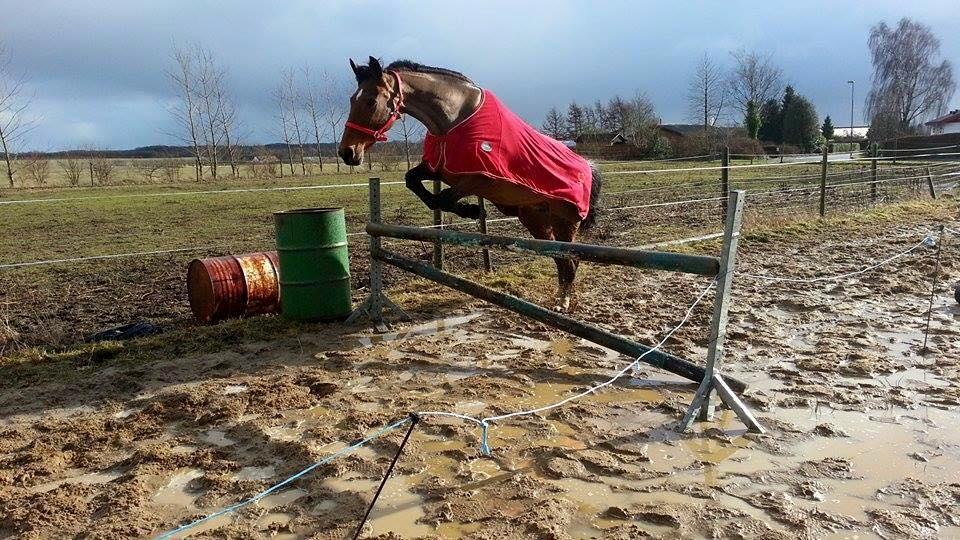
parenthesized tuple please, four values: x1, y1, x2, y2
(338, 56, 602, 312)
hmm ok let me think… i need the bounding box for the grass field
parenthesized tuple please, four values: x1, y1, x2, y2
(0, 155, 951, 361)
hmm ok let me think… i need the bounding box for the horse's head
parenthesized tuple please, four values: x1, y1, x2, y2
(338, 56, 403, 166)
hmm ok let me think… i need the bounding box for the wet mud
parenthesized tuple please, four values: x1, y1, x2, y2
(1, 212, 959, 539)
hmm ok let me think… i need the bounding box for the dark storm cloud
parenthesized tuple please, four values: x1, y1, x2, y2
(2, 0, 958, 149)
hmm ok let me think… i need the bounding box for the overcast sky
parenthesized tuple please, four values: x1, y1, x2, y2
(3, 0, 958, 150)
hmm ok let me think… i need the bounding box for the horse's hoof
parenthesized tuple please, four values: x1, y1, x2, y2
(553, 297, 573, 313)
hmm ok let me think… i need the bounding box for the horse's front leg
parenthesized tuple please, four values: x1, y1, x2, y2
(405, 162, 440, 210)
(435, 187, 485, 220)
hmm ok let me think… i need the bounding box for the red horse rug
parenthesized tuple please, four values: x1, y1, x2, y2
(421, 90, 593, 220)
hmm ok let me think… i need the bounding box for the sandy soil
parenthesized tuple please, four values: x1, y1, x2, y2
(1, 206, 958, 539)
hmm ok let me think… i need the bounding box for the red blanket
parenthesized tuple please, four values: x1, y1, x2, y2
(422, 90, 593, 219)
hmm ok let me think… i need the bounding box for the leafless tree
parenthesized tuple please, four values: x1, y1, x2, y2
(273, 82, 296, 176)
(300, 66, 327, 173)
(90, 151, 114, 185)
(167, 45, 205, 181)
(865, 18, 956, 136)
(687, 53, 727, 129)
(212, 72, 242, 179)
(540, 106, 566, 140)
(279, 69, 308, 175)
(194, 48, 226, 180)
(60, 155, 84, 186)
(727, 48, 783, 118)
(0, 44, 35, 188)
(320, 71, 348, 173)
(398, 114, 424, 170)
(21, 153, 48, 186)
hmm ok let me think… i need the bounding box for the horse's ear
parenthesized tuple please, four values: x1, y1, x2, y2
(368, 56, 383, 78)
(349, 58, 360, 80)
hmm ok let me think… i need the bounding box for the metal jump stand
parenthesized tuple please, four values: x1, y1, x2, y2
(350, 177, 763, 433)
(679, 190, 764, 433)
(344, 177, 408, 333)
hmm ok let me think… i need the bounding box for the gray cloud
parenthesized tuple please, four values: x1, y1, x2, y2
(2, 0, 958, 149)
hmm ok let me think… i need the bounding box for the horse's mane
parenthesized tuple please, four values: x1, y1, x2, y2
(385, 60, 475, 84)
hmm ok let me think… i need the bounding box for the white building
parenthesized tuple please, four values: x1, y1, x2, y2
(832, 125, 870, 138)
(925, 110, 960, 135)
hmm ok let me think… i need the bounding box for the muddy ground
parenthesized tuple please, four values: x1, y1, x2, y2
(1, 202, 959, 539)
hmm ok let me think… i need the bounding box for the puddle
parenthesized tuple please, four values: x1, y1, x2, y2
(235, 466, 276, 482)
(153, 468, 204, 506)
(356, 313, 483, 347)
(321, 474, 432, 538)
(200, 429, 235, 447)
(28, 469, 123, 494)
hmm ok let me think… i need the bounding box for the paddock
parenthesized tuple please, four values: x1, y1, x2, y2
(0, 153, 958, 539)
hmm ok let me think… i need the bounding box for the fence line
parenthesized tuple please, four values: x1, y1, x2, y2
(0, 180, 408, 206)
(3, 165, 953, 271)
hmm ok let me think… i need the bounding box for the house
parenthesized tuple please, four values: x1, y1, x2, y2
(574, 132, 629, 146)
(925, 110, 960, 135)
(657, 124, 739, 146)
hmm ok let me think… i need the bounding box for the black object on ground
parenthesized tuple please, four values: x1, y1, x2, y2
(85, 322, 163, 343)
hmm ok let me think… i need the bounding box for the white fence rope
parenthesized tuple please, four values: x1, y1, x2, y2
(0, 180, 407, 206)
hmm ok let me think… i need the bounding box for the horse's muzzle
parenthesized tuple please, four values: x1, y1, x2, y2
(338, 146, 362, 166)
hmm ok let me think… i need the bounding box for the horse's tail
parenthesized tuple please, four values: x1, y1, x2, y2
(581, 163, 603, 230)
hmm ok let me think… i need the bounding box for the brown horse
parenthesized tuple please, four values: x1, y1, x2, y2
(338, 57, 602, 312)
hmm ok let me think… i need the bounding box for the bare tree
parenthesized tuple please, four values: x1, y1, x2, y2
(866, 18, 956, 137)
(90, 151, 114, 185)
(212, 70, 242, 179)
(300, 66, 327, 173)
(0, 44, 34, 188)
(194, 47, 226, 180)
(320, 71, 348, 173)
(540, 106, 566, 140)
(727, 48, 783, 118)
(273, 82, 296, 176)
(398, 114, 424, 170)
(167, 45, 204, 181)
(279, 69, 307, 175)
(60, 155, 84, 186)
(687, 53, 727, 129)
(21, 153, 48, 186)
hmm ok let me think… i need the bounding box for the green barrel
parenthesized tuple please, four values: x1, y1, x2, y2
(274, 207, 352, 321)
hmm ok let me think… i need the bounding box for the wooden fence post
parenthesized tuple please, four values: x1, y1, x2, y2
(89, 162, 94, 186)
(925, 167, 937, 200)
(432, 178, 444, 269)
(478, 197, 492, 272)
(870, 143, 878, 203)
(819, 145, 828, 217)
(720, 146, 729, 220)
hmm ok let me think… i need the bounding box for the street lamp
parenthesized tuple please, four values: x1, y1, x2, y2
(847, 80, 855, 157)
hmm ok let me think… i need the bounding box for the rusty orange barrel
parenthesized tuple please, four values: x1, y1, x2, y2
(187, 251, 281, 324)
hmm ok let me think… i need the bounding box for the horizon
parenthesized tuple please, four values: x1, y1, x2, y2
(2, 0, 958, 151)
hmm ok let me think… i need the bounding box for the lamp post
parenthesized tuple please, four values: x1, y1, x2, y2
(847, 80, 855, 158)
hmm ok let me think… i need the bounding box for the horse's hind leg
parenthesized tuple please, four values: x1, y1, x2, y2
(518, 206, 578, 313)
(551, 219, 581, 313)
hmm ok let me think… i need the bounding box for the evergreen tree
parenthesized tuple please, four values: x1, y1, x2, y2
(745, 100, 761, 139)
(566, 102, 586, 139)
(777, 86, 796, 143)
(821, 115, 835, 139)
(782, 95, 819, 151)
(757, 99, 781, 142)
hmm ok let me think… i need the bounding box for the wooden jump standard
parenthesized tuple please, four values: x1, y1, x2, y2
(349, 177, 762, 433)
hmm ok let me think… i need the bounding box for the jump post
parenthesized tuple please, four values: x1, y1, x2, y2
(351, 177, 762, 433)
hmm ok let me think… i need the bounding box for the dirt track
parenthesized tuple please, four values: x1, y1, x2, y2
(1, 202, 958, 539)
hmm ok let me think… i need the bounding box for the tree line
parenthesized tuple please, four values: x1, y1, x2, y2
(0, 16, 955, 187)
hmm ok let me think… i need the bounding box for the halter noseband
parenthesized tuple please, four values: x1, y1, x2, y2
(344, 70, 405, 142)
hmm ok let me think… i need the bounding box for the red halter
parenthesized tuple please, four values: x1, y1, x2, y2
(344, 70, 405, 142)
